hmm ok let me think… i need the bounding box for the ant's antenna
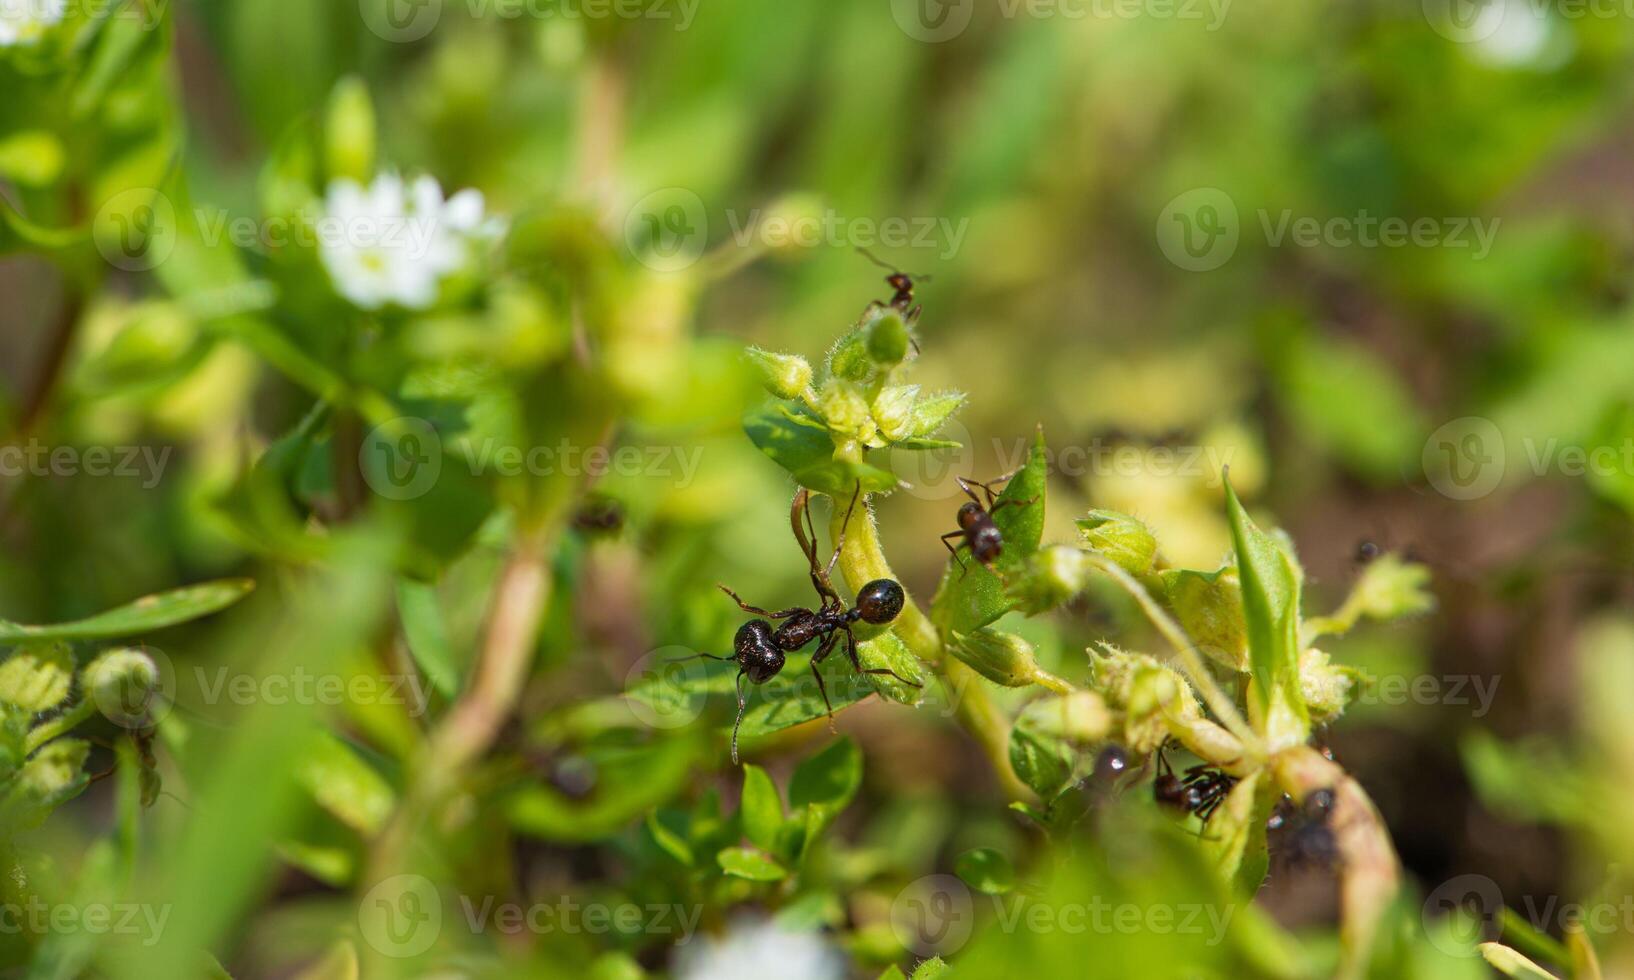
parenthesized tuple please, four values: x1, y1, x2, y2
(856, 246, 933, 283)
(855, 246, 895, 271)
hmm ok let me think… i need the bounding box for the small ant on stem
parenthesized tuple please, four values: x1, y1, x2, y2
(682, 485, 920, 763)
(940, 472, 1033, 575)
(1153, 743, 1238, 826)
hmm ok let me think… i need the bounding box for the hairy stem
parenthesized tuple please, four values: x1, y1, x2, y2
(828, 494, 1033, 801)
(1083, 552, 1261, 754)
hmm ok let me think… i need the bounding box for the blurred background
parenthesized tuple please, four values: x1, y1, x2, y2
(4, 0, 1634, 976)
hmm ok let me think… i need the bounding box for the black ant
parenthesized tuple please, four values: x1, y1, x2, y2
(685, 486, 920, 763)
(573, 497, 625, 535)
(940, 472, 1032, 574)
(1153, 745, 1238, 825)
(1268, 787, 1338, 869)
(857, 247, 929, 326)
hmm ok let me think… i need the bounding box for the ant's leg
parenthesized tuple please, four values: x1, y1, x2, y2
(808, 633, 839, 734)
(988, 495, 1038, 516)
(790, 489, 820, 569)
(955, 476, 983, 507)
(731, 671, 748, 765)
(669, 651, 734, 663)
(940, 531, 967, 569)
(842, 625, 922, 688)
(717, 585, 802, 620)
(825, 484, 862, 580)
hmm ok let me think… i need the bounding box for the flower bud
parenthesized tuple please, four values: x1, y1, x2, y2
(325, 77, 377, 184)
(0, 641, 73, 712)
(826, 329, 872, 382)
(1300, 647, 1364, 722)
(747, 347, 813, 401)
(1348, 554, 1434, 622)
(1010, 545, 1092, 614)
(1076, 510, 1159, 577)
(871, 385, 918, 443)
(866, 309, 911, 366)
(83, 648, 161, 722)
(818, 378, 873, 443)
(758, 192, 825, 257)
(1158, 567, 1249, 671)
(948, 628, 1044, 688)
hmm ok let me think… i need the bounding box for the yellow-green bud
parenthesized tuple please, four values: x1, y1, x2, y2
(871, 385, 919, 443)
(83, 648, 161, 724)
(1017, 691, 1113, 744)
(1159, 567, 1249, 672)
(0, 641, 73, 712)
(818, 378, 873, 442)
(325, 77, 377, 184)
(1300, 647, 1364, 723)
(1076, 510, 1159, 577)
(747, 347, 813, 401)
(949, 629, 1044, 687)
(1011, 545, 1092, 614)
(1348, 554, 1435, 622)
(866, 309, 910, 366)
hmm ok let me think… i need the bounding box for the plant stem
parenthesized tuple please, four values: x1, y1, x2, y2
(1083, 552, 1261, 753)
(828, 494, 1034, 801)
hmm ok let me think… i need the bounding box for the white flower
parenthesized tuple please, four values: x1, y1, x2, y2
(318, 172, 504, 312)
(0, 0, 66, 47)
(674, 918, 844, 980)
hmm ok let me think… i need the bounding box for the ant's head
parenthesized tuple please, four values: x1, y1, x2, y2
(886, 271, 915, 292)
(956, 500, 983, 525)
(733, 620, 785, 683)
(854, 579, 905, 625)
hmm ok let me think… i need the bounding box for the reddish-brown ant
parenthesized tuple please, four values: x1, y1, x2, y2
(940, 472, 1032, 574)
(683, 486, 919, 763)
(857, 247, 929, 329)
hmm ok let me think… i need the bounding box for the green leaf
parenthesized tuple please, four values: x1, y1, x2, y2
(506, 737, 700, 843)
(717, 846, 787, 881)
(744, 403, 897, 495)
(877, 968, 908, 980)
(790, 737, 863, 815)
(1479, 943, 1557, 980)
(627, 653, 885, 747)
(856, 629, 925, 704)
(295, 733, 395, 836)
(645, 810, 695, 866)
(910, 958, 950, 980)
(0, 579, 255, 642)
(955, 848, 1016, 895)
(1008, 724, 1071, 800)
(1222, 477, 1309, 746)
(908, 393, 966, 440)
(395, 579, 460, 698)
(931, 428, 1049, 634)
(0, 641, 73, 711)
(740, 764, 784, 853)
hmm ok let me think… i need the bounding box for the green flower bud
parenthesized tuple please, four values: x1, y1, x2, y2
(1017, 691, 1113, 744)
(83, 648, 161, 724)
(1011, 545, 1093, 614)
(747, 347, 814, 401)
(826, 329, 872, 382)
(818, 378, 873, 442)
(1076, 510, 1160, 577)
(1088, 645, 1201, 753)
(949, 628, 1045, 688)
(0, 641, 73, 712)
(1158, 567, 1249, 672)
(1300, 647, 1364, 723)
(2, 739, 90, 827)
(325, 77, 377, 184)
(1348, 554, 1434, 622)
(908, 391, 966, 440)
(866, 309, 910, 366)
(871, 385, 919, 443)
